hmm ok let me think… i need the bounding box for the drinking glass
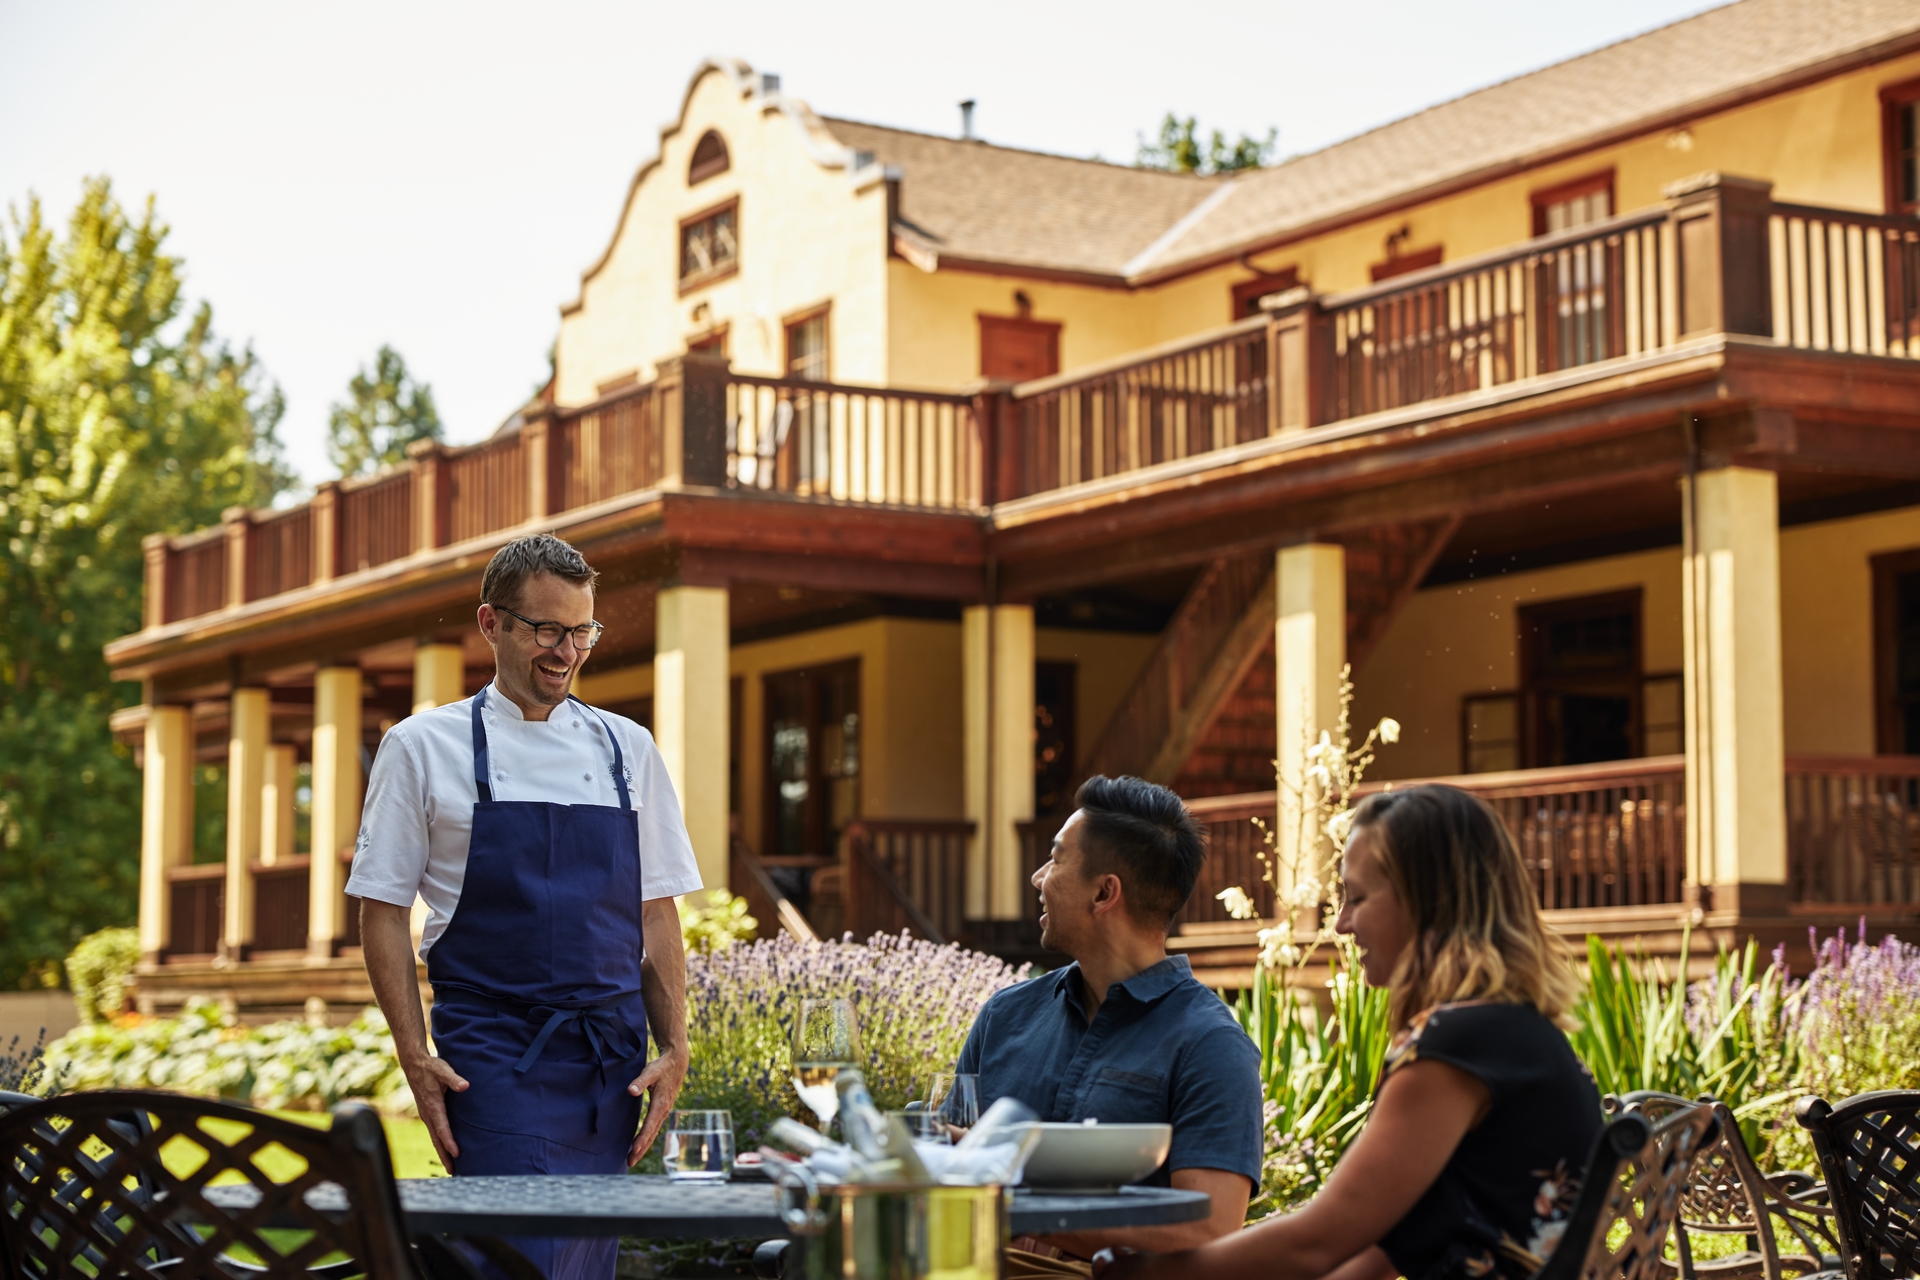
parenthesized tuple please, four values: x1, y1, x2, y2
(664, 1110, 734, 1183)
(927, 1072, 980, 1129)
(898, 1108, 952, 1145)
(791, 997, 862, 1127)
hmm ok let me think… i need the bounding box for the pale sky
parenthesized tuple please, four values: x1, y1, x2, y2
(1, 0, 1729, 487)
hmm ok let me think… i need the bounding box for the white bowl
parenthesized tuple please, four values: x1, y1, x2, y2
(1020, 1122, 1172, 1190)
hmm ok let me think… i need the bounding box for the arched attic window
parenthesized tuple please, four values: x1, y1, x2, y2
(689, 130, 730, 185)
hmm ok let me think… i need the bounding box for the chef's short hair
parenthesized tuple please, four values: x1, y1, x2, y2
(480, 534, 599, 611)
(1071, 775, 1206, 932)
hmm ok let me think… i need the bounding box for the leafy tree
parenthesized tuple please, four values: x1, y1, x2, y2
(0, 178, 291, 990)
(1136, 114, 1278, 175)
(327, 345, 442, 476)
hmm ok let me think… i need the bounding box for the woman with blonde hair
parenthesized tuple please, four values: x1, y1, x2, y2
(1097, 784, 1599, 1280)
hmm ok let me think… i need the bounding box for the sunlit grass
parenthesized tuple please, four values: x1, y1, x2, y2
(153, 1109, 445, 1184)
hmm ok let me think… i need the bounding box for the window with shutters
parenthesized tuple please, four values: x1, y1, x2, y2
(978, 314, 1060, 381)
(678, 199, 739, 293)
(1531, 171, 1614, 236)
(784, 306, 830, 382)
(689, 130, 730, 185)
(1883, 78, 1920, 216)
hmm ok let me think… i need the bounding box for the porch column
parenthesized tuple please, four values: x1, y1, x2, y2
(656, 585, 730, 891)
(413, 642, 465, 715)
(309, 666, 363, 958)
(1683, 465, 1787, 912)
(261, 744, 296, 865)
(223, 688, 270, 959)
(138, 705, 195, 963)
(963, 604, 1035, 922)
(1275, 543, 1347, 894)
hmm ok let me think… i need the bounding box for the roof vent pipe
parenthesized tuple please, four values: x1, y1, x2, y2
(959, 99, 976, 141)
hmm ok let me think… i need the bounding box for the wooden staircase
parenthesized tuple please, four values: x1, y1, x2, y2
(1089, 518, 1459, 794)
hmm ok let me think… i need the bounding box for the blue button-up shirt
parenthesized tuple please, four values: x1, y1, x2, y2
(953, 955, 1263, 1186)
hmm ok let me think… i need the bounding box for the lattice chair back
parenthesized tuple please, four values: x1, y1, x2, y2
(1533, 1101, 1720, 1280)
(1607, 1090, 1841, 1280)
(0, 1089, 419, 1280)
(1795, 1091, 1920, 1280)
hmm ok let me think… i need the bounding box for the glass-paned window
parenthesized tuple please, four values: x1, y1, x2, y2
(1543, 187, 1611, 232)
(1893, 568, 1920, 752)
(786, 311, 828, 382)
(1518, 591, 1642, 767)
(765, 660, 860, 859)
(1034, 661, 1078, 813)
(679, 205, 738, 288)
(1900, 100, 1920, 213)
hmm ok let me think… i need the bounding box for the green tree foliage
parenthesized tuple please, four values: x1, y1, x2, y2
(0, 178, 291, 989)
(1136, 113, 1278, 175)
(326, 345, 442, 477)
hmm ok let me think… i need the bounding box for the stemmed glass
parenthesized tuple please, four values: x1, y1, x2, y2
(791, 997, 862, 1129)
(927, 1072, 980, 1129)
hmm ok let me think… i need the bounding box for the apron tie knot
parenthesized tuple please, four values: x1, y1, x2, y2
(513, 1004, 646, 1134)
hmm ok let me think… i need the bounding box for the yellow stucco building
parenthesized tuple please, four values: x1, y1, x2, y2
(113, 0, 1920, 1009)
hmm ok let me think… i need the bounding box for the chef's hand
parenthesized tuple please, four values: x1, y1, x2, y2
(404, 1054, 468, 1173)
(627, 1041, 690, 1167)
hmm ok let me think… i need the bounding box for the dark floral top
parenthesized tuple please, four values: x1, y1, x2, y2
(1375, 1001, 1602, 1280)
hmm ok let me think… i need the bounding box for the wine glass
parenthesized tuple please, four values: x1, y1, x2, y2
(791, 997, 862, 1128)
(927, 1072, 980, 1129)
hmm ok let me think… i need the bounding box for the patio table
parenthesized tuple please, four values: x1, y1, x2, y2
(205, 1174, 1213, 1239)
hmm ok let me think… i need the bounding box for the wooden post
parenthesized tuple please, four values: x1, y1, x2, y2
(143, 534, 170, 629)
(969, 382, 1015, 504)
(1683, 465, 1788, 918)
(413, 643, 465, 715)
(522, 406, 553, 521)
(139, 703, 194, 964)
(261, 744, 296, 867)
(310, 481, 340, 584)
(224, 687, 270, 959)
(1275, 542, 1346, 904)
(1665, 173, 1774, 339)
(655, 584, 731, 891)
(658, 353, 731, 490)
(222, 508, 252, 609)
(309, 666, 362, 959)
(962, 604, 1036, 922)
(1263, 286, 1322, 435)
(406, 440, 450, 552)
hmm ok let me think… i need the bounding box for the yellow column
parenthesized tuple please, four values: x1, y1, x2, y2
(261, 744, 296, 865)
(1275, 543, 1347, 892)
(1683, 465, 1787, 913)
(139, 705, 195, 962)
(963, 604, 1036, 922)
(413, 642, 465, 715)
(223, 688, 270, 959)
(655, 585, 730, 891)
(309, 666, 363, 958)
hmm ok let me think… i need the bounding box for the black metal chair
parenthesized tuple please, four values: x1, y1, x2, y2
(1531, 1100, 1720, 1280)
(1795, 1090, 1920, 1280)
(0, 1089, 533, 1280)
(1607, 1091, 1841, 1280)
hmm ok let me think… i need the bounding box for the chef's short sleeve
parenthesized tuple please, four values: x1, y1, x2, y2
(345, 726, 431, 909)
(621, 720, 704, 901)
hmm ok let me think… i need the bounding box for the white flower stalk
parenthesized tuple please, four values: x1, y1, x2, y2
(1217, 886, 1259, 921)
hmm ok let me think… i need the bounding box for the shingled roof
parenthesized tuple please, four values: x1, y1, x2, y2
(817, 0, 1920, 285)
(821, 118, 1224, 280)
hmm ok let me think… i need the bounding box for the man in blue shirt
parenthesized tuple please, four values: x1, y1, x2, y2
(953, 775, 1263, 1269)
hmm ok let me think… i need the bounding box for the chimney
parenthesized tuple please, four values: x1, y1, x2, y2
(959, 99, 976, 141)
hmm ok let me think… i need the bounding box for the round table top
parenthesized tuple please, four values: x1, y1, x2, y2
(208, 1174, 1212, 1239)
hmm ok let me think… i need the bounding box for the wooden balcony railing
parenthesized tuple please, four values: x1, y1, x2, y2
(1786, 755, 1920, 907)
(165, 863, 225, 959)
(140, 178, 1920, 628)
(726, 375, 982, 508)
(842, 820, 973, 945)
(1004, 316, 1270, 496)
(251, 858, 310, 953)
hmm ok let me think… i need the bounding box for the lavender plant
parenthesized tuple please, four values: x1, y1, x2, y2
(673, 930, 1028, 1153)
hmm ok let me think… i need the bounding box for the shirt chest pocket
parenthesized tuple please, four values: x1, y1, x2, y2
(1077, 1066, 1170, 1124)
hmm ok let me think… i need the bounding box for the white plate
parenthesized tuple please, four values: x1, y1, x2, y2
(1020, 1122, 1172, 1190)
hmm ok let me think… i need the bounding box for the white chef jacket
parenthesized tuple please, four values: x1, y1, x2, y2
(346, 684, 704, 959)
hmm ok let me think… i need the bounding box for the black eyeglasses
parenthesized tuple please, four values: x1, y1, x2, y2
(494, 605, 606, 650)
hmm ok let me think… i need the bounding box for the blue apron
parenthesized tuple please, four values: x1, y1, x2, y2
(429, 685, 649, 1280)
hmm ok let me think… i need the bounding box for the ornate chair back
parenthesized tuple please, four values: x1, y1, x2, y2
(0, 1089, 419, 1280)
(1607, 1090, 1839, 1280)
(1533, 1100, 1719, 1280)
(1795, 1090, 1920, 1280)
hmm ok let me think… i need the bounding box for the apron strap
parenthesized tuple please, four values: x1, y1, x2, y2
(570, 696, 632, 810)
(471, 685, 494, 803)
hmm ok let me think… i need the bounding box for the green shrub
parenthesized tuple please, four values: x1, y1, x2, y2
(678, 889, 758, 956)
(65, 926, 139, 1025)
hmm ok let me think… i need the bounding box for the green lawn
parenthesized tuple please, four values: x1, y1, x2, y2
(156, 1110, 446, 1183)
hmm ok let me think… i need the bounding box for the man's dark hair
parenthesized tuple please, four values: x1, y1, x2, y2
(1072, 775, 1206, 931)
(479, 533, 599, 612)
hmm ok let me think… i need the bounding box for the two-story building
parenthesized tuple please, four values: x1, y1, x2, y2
(113, 0, 1920, 1014)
